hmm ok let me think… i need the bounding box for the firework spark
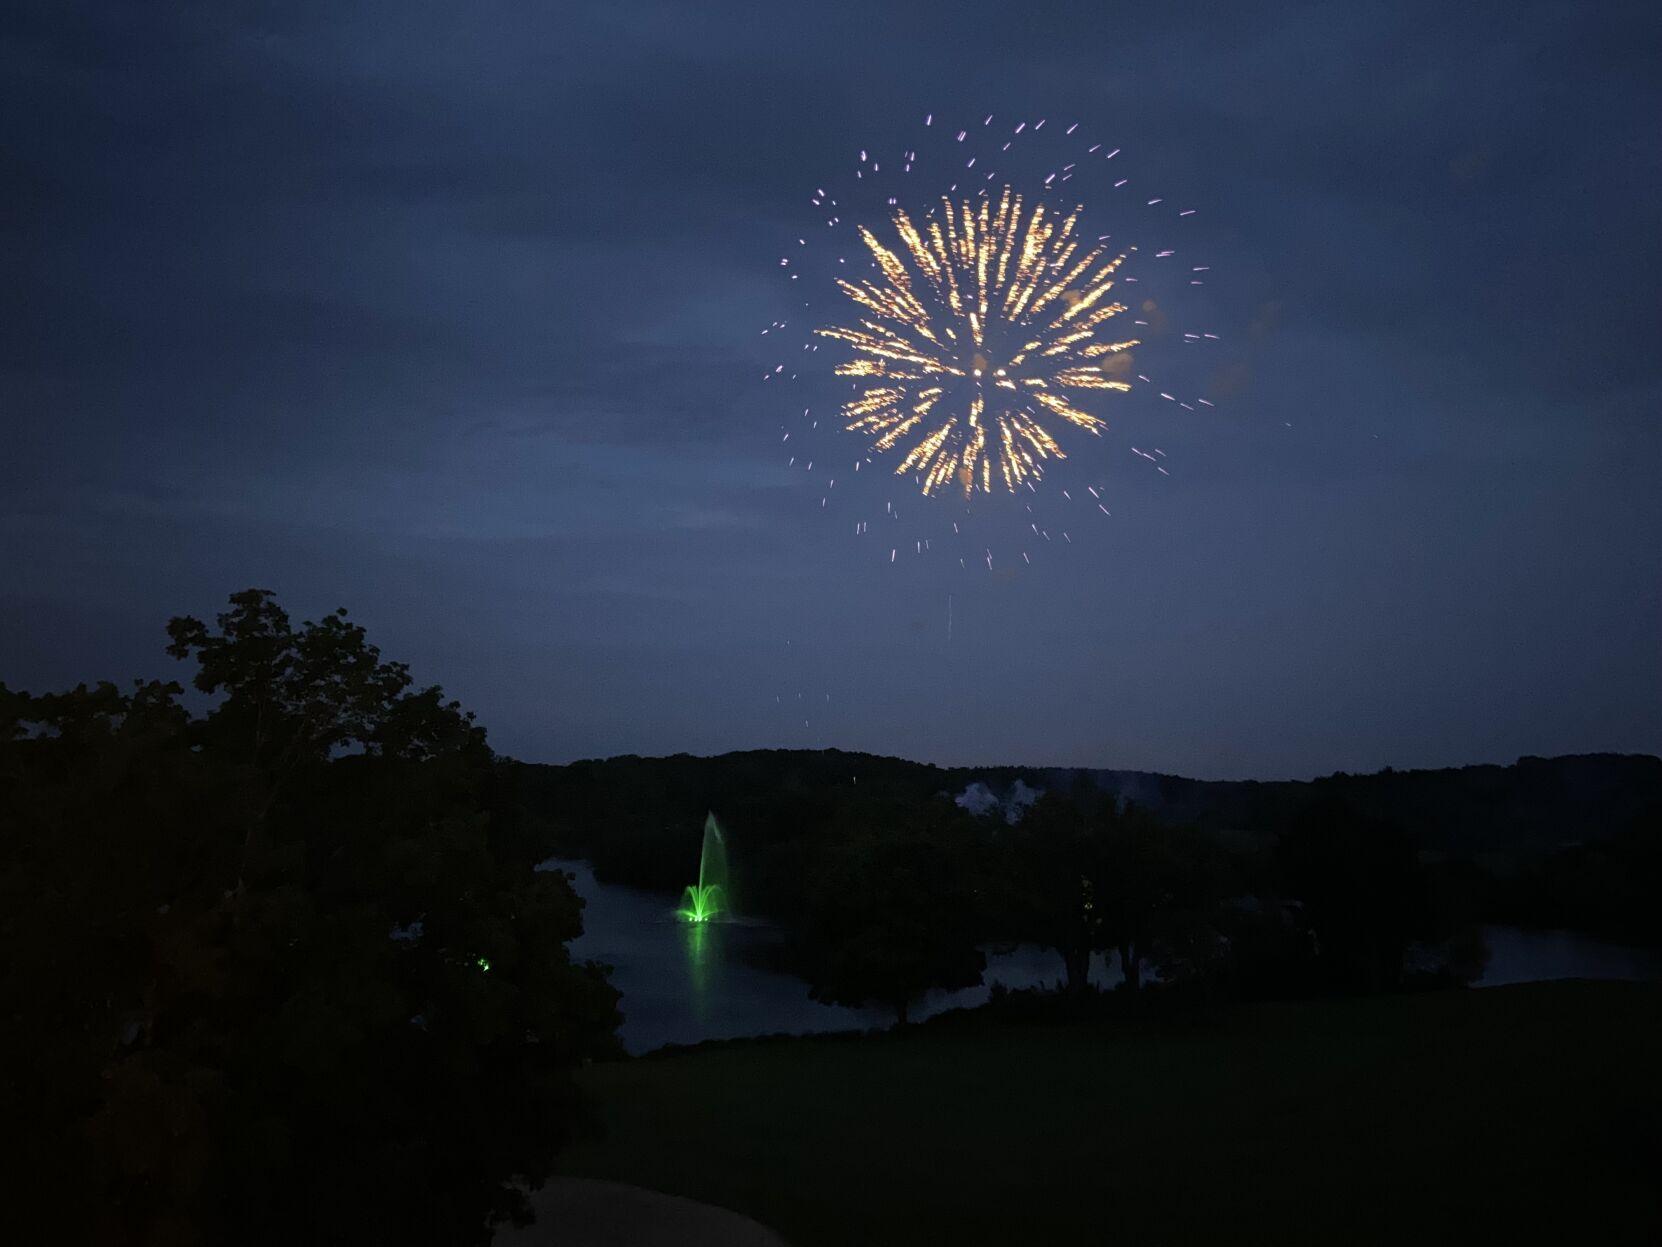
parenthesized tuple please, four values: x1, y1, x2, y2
(816, 186, 1138, 495)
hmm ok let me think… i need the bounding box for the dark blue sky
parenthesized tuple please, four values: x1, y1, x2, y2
(3, 1, 1658, 778)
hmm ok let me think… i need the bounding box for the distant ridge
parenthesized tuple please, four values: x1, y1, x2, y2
(523, 749, 1661, 857)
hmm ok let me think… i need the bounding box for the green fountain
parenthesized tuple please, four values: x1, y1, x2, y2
(676, 812, 729, 923)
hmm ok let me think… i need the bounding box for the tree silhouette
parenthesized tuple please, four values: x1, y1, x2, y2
(1277, 798, 1426, 992)
(796, 800, 985, 1025)
(1, 591, 620, 1246)
(999, 787, 1114, 996)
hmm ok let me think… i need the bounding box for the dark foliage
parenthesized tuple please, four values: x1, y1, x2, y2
(1, 590, 621, 1247)
(988, 785, 1235, 997)
(991, 785, 1115, 995)
(790, 795, 988, 1026)
(1274, 798, 1428, 992)
(514, 747, 1660, 943)
(1488, 802, 1662, 944)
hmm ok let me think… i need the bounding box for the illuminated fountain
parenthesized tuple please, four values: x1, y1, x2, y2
(676, 812, 729, 924)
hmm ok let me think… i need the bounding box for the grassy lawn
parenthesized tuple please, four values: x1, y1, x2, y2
(559, 982, 1662, 1245)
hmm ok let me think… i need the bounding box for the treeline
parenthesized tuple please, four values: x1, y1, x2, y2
(1033, 753, 1662, 855)
(1485, 823, 1662, 945)
(515, 748, 950, 897)
(791, 786, 1490, 1023)
(1, 592, 620, 1247)
(518, 748, 1662, 948)
(518, 761, 1493, 1024)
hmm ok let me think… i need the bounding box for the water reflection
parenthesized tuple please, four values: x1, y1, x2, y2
(683, 918, 713, 1020)
(1476, 925, 1662, 987)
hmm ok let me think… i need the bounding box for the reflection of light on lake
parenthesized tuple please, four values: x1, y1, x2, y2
(684, 918, 713, 1019)
(548, 858, 1119, 1054)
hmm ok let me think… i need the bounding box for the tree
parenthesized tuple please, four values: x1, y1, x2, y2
(0, 591, 621, 1246)
(1276, 798, 1427, 992)
(999, 787, 1114, 997)
(795, 800, 985, 1026)
(1092, 804, 1232, 996)
(988, 787, 1233, 1002)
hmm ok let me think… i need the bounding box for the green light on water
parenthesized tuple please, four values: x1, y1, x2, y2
(676, 812, 730, 924)
(684, 915, 713, 1011)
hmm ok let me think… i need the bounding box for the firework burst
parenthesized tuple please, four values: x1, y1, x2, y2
(818, 186, 1139, 496)
(767, 112, 1220, 568)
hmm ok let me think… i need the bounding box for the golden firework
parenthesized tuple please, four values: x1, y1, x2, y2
(817, 186, 1138, 495)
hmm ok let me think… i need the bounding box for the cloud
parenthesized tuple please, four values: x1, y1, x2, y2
(2, 0, 1658, 776)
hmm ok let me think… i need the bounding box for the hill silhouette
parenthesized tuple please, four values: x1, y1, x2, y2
(523, 748, 1660, 851)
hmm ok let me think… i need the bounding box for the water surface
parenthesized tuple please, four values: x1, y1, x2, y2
(1476, 924, 1662, 987)
(548, 859, 1115, 1053)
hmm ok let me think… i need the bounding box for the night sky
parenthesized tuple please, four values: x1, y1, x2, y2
(4, 1, 1659, 779)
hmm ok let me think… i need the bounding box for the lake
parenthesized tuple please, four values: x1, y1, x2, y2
(544, 859, 1662, 1054)
(1477, 923, 1662, 987)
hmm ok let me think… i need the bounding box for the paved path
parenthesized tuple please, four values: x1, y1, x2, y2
(495, 1177, 789, 1247)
